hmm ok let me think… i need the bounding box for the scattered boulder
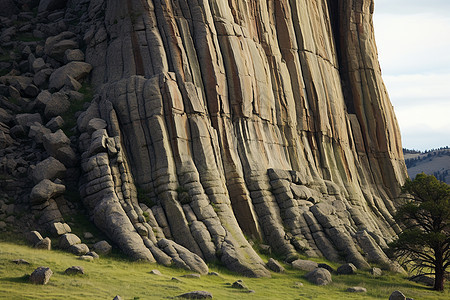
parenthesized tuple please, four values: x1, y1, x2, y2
(32, 157, 66, 183)
(34, 237, 51, 250)
(305, 268, 332, 286)
(49, 222, 71, 236)
(389, 290, 406, 300)
(266, 258, 285, 273)
(29, 266, 53, 285)
(30, 179, 66, 205)
(113, 296, 122, 300)
(15, 113, 42, 127)
(83, 232, 94, 239)
(208, 272, 219, 276)
(318, 263, 334, 273)
(46, 116, 65, 132)
(44, 92, 70, 119)
(64, 266, 84, 275)
(177, 291, 213, 299)
(68, 243, 89, 255)
(150, 269, 162, 275)
(92, 240, 112, 255)
(48, 61, 92, 91)
(337, 263, 357, 275)
(12, 259, 30, 265)
(291, 259, 318, 272)
(369, 267, 382, 277)
(182, 274, 201, 279)
(85, 251, 99, 259)
(25, 230, 43, 245)
(347, 286, 367, 293)
(231, 279, 248, 289)
(59, 233, 81, 249)
(78, 255, 94, 262)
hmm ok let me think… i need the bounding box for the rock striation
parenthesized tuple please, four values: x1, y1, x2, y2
(0, 0, 407, 277)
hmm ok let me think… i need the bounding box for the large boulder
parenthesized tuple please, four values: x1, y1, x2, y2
(44, 92, 70, 119)
(389, 290, 406, 300)
(92, 240, 112, 255)
(266, 258, 285, 273)
(34, 237, 52, 250)
(30, 179, 66, 205)
(48, 62, 92, 91)
(29, 267, 53, 285)
(25, 230, 43, 245)
(305, 268, 332, 286)
(291, 259, 318, 272)
(59, 233, 81, 249)
(32, 157, 66, 184)
(337, 263, 357, 275)
(68, 243, 89, 255)
(49, 222, 71, 236)
(15, 113, 42, 127)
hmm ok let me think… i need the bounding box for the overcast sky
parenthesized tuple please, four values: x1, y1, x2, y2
(373, 0, 450, 151)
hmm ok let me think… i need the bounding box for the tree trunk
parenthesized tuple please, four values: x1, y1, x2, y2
(434, 249, 445, 291)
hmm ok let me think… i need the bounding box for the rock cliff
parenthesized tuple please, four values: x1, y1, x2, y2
(0, 0, 407, 277)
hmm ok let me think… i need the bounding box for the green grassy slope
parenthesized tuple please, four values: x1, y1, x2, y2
(0, 241, 448, 300)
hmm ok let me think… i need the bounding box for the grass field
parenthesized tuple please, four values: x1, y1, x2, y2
(0, 241, 448, 299)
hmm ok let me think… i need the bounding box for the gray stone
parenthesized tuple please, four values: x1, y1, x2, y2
(48, 62, 92, 91)
(181, 274, 201, 279)
(25, 230, 43, 245)
(46, 39, 78, 62)
(150, 269, 162, 275)
(64, 266, 84, 275)
(44, 92, 70, 119)
(32, 58, 46, 73)
(337, 263, 357, 275)
(29, 122, 52, 144)
(266, 258, 285, 273)
(77, 255, 94, 262)
(59, 233, 81, 249)
(305, 268, 332, 286)
(409, 275, 434, 286)
(32, 157, 66, 184)
(30, 267, 52, 285)
(318, 263, 335, 273)
(24, 84, 39, 98)
(63, 75, 81, 91)
(86, 251, 99, 259)
(64, 49, 85, 63)
(42, 129, 70, 157)
(38, 0, 68, 13)
(83, 232, 94, 239)
(15, 113, 42, 127)
(92, 240, 112, 255)
(347, 286, 367, 293)
(0, 108, 13, 124)
(177, 291, 212, 299)
(46, 116, 65, 132)
(291, 259, 318, 272)
(231, 279, 248, 289)
(369, 267, 382, 277)
(34, 237, 52, 250)
(30, 179, 66, 205)
(389, 290, 406, 300)
(12, 259, 30, 265)
(68, 244, 89, 255)
(49, 222, 71, 236)
(113, 296, 123, 300)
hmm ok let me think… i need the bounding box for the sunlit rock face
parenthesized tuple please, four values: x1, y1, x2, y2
(78, 0, 407, 276)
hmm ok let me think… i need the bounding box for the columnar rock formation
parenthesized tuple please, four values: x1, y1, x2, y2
(75, 0, 407, 276)
(0, 0, 408, 277)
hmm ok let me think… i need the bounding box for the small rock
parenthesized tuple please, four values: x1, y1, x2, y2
(25, 230, 43, 245)
(150, 269, 162, 275)
(64, 266, 84, 275)
(369, 267, 382, 277)
(318, 263, 334, 273)
(182, 274, 201, 279)
(172, 277, 181, 281)
(177, 291, 212, 299)
(113, 296, 122, 300)
(266, 258, 285, 273)
(49, 222, 71, 236)
(347, 286, 367, 293)
(85, 251, 99, 259)
(337, 263, 357, 275)
(30, 266, 52, 285)
(389, 290, 406, 300)
(305, 268, 332, 286)
(12, 259, 30, 265)
(77, 255, 94, 262)
(34, 237, 51, 250)
(68, 243, 89, 255)
(259, 244, 271, 255)
(59, 233, 81, 249)
(92, 240, 112, 255)
(231, 279, 248, 289)
(83, 232, 94, 239)
(64, 49, 85, 63)
(409, 274, 434, 286)
(46, 116, 64, 132)
(208, 272, 219, 276)
(291, 259, 318, 272)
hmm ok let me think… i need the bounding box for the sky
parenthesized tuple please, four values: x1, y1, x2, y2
(373, 0, 450, 151)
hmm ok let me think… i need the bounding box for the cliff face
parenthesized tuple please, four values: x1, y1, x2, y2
(74, 0, 407, 276)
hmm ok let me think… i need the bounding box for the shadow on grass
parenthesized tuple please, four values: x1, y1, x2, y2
(0, 274, 30, 284)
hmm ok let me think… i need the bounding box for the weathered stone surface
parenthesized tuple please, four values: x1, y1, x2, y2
(291, 259, 318, 272)
(389, 290, 406, 300)
(49, 222, 71, 236)
(347, 286, 367, 293)
(38, 0, 68, 13)
(370, 267, 382, 277)
(49, 62, 92, 91)
(25, 231, 43, 245)
(337, 263, 357, 275)
(64, 266, 84, 275)
(266, 258, 285, 273)
(68, 244, 89, 255)
(71, 0, 409, 277)
(59, 233, 81, 249)
(34, 237, 51, 250)
(32, 157, 66, 184)
(305, 268, 332, 286)
(12, 259, 30, 265)
(92, 240, 112, 255)
(30, 179, 65, 205)
(30, 267, 52, 285)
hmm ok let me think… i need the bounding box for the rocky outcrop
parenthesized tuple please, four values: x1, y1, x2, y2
(0, 0, 407, 277)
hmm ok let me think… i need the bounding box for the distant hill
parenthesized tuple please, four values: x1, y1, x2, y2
(403, 147, 450, 184)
